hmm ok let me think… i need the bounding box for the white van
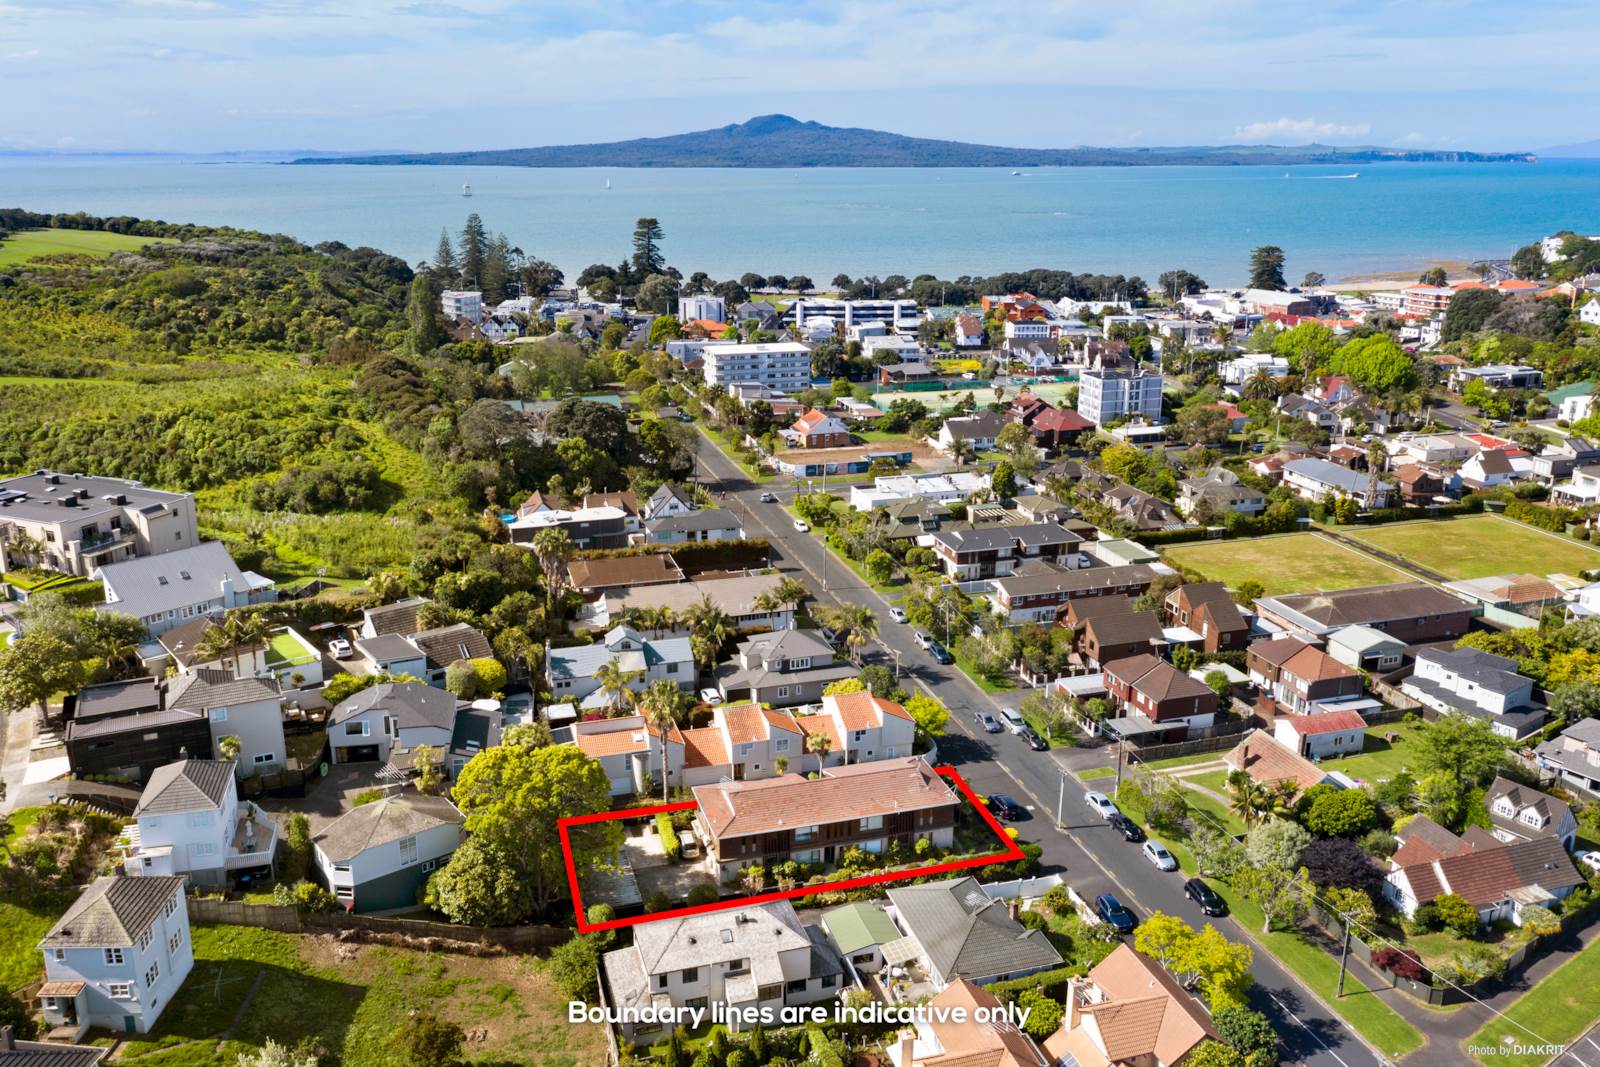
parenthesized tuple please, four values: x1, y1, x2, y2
(999, 706, 1027, 735)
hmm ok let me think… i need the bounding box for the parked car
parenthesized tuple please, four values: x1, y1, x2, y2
(1085, 791, 1118, 820)
(927, 640, 954, 665)
(1108, 813, 1145, 842)
(1095, 892, 1136, 934)
(792, 519, 810, 532)
(1142, 840, 1178, 872)
(699, 688, 723, 705)
(999, 707, 1027, 735)
(328, 638, 353, 660)
(975, 710, 1003, 733)
(1579, 851, 1600, 875)
(986, 794, 1023, 821)
(758, 491, 778, 503)
(1185, 878, 1227, 916)
(1021, 727, 1048, 751)
(889, 607, 908, 623)
(913, 631, 933, 650)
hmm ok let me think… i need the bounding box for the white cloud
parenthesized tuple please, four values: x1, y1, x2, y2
(1401, 131, 1426, 143)
(1233, 117, 1371, 143)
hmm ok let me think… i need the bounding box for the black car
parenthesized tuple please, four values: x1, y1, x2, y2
(927, 640, 954, 665)
(1108, 813, 1145, 843)
(1095, 892, 1136, 934)
(1185, 877, 1227, 916)
(987, 794, 1023, 821)
(1020, 727, 1048, 751)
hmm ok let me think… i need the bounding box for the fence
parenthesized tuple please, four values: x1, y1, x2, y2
(981, 873, 1065, 903)
(187, 898, 571, 951)
(1125, 725, 1249, 760)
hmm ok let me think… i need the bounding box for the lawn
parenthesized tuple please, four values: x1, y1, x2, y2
(0, 228, 175, 265)
(1465, 929, 1600, 1067)
(1343, 514, 1600, 581)
(952, 645, 1014, 694)
(113, 924, 606, 1067)
(0, 895, 71, 991)
(1163, 534, 1409, 596)
(1313, 722, 1428, 787)
(266, 631, 318, 668)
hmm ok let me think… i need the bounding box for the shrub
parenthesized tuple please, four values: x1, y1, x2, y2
(272, 880, 340, 913)
(546, 935, 600, 1000)
(1370, 946, 1429, 983)
(656, 813, 681, 863)
(1017, 987, 1062, 1040)
(644, 893, 671, 913)
(352, 788, 385, 806)
(0, 990, 38, 1040)
(402, 1011, 464, 1067)
(1043, 885, 1072, 915)
(1434, 893, 1481, 937)
(686, 884, 719, 907)
(1017, 908, 1048, 931)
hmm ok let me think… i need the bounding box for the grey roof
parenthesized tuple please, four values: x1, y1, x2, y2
(134, 760, 235, 816)
(994, 563, 1155, 599)
(0, 470, 185, 526)
(547, 629, 694, 683)
(1413, 647, 1527, 696)
(331, 682, 458, 731)
(74, 677, 160, 720)
(720, 628, 851, 691)
(1484, 776, 1571, 840)
(1283, 456, 1372, 495)
(356, 633, 423, 663)
(886, 877, 1062, 983)
(806, 925, 846, 982)
(39, 876, 185, 950)
(409, 623, 493, 670)
(164, 668, 280, 711)
(362, 597, 430, 637)
(157, 614, 239, 667)
(738, 627, 835, 662)
(0, 1039, 106, 1066)
(311, 793, 463, 863)
(1085, 611, 1165, 647)
(631, 900, 810, 980)
(943, 411, 1006, 439)
(450, 707, 502, 756)
(1328, 624, 1404, 652)
(65, 706, 205, 741)
(647, 510, 744, 534)
(1256, 582, 1472, 633)
(94, 541, 249, 618)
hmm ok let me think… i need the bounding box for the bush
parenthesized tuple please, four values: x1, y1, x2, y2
(546, 934, 600, 1000)
(1043, 885, 1072, 915)
(272, 880, 340, 913)
(1017, 908, 1048, 931)
(1017, 987, 1062, 1040)
(686, 884, 719, 906)
(352, 788, 385, 806)
(1370, 946, 1429, 983)
(0, 989, 38, 1040)
(656, 812, 681, 863)
(402, 1011, 464, 1067)
(1434, 893, 1481, 937)
(644, 893, 671, 913)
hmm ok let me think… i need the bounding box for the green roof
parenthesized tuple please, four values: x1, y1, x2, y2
(1545, 381, 1594, 404)
(820, 901, 902, 956)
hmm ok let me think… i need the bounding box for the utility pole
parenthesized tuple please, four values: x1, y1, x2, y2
(1056, 772, 1065, 829)
(1112, 738, 1127, 794)
(1336, 920, 1353, 997)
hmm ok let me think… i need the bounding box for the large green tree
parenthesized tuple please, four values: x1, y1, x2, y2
(1331, 333, 1415, 393)
(423, 837, 529, 925)
(458, 212, 487, 288)
(631, 217, 665, 276)
(1413, 714, 1507, 785)
(1247, 246, 1287, 290)
(405, 274, 447, 354)
(0, 633, 85, 716)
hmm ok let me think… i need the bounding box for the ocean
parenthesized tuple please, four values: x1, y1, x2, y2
(2, 156, 1598, 285)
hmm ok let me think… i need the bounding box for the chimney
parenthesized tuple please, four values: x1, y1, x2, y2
(1007, 899, 1018, 922)
(1062, 976, 1081, 1032)
(897, 1033, 916, 1067)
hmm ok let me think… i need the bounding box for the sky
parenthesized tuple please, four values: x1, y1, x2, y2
(1, 0, 1594, 154)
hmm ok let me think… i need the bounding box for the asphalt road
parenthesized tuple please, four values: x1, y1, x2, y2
(693, 429, 1387, 1067)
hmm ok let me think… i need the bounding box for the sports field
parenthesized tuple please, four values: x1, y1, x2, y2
(1342, 514, 1600, 580)
(1163, 533, 1409, 595)
(0, 228, 174, 265)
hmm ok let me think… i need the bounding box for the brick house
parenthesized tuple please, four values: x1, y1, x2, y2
(1079, 612, 1164, 669)
(1102, 654, 1219, 731)
(1163, 582, 1249, 653)
(786, 409, 852, 449)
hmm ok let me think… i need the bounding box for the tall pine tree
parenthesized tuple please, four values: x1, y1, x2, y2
(432, 228, 457, 279)
(481, 233, 512, 303)
(631, 217, 664, 276)
(406, 274, 447, 353)
(459, 213, 487, 288)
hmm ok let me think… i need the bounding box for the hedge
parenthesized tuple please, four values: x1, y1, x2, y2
(656, 812, 681, 863)
(986, 963, 1086, 1005)
(573, 538, 772, 573)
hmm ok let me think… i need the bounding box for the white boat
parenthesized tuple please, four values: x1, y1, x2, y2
(462, 182, 472, 197)
(605, 179, 612, 190)
(1011, 170, 1021, 176)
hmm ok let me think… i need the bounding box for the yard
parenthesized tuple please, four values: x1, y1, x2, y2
(265, 632, 319, 671)
(1466, 929, 1600, 1067)
(1343, 514, 1600, 581)
(0, 228, 176, 266)
(110, 925, 606, 1067)
(1312, 722, 1429, 788)
(1163, 534, 1410, 596)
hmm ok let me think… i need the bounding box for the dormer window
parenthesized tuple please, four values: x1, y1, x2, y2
(1520, 809, 1546, 828)
(1494, 798, 1516, 817)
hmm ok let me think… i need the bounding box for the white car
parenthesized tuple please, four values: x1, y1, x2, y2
(1142, 840, 1178, 872)
(328, 638, 353, 660)
(889, 607, 908, 623)
(792, 519, 810, 532)
(1085, 791, 1118, 820)
(1579, 851, 1600, 875)
(912, 631, 933, 650)
(699, 688, 723, 705)
(999, 707, 1027, 735)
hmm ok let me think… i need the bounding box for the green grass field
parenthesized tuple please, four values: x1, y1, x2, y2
(1313, 722, 1428, 786)
(1466, 930, 1600, 1067)
(1163, 534, 1409, 595)
(1343, 514, 1600, 580)
(0, 228, 174, 265)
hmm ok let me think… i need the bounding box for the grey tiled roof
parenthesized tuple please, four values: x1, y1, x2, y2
(362, 597, 430, 637)
(39, 876, 185, 950)
(311, 794, 463, 862)
(331, 682, 458, 731)
(409, 623, 493, 670)
(135, 760, 234, 816)
(95, 541, 249, 619)
(164, 668, 279, 711)
(887, 877, 1062, 983)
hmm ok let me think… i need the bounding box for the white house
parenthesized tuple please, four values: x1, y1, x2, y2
(311, 793, 464, 912)
(1383, 824, 1583, 927)
(678, 294, 727, 323)
(327, 682, 460, 765)
(1273, 710, 1367, 761)
(601, 901, 844, 1041)
(1580, 298, 1600, 328)
(862, 335, 922, 362)
(94, 541, 276, 638)
(440, 290, 482, 323)
(37, 876, 193, 1037)
(935, 411, 1006, 454)
(1484, 776, 1578, 850)
(162, 670, 285, 778)
(545, 625, 695, 709)
(644, 511, 744, 545)
(1281, 457, 1391, 507)
(1402, 646, 1544, 740)
(1536, 718, 1600, 793)
(123, 760, 277, 888)
(794, 690, 918, 768)
(954, 314, 985, 349)
(642, 484, 696, 522)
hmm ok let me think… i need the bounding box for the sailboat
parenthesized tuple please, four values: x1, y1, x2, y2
(462, 182, 472, 197)
(605, 178, 612, 190)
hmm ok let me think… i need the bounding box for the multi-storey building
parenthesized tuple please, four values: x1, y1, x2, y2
(678, 294, 726, 322)
(123, 760, 277, 888)
(0, 471, 198, 579)
(440, 289, 483, 323)
(929, 523, 1084, 581)
(701, 342, 812, 391)
(1077, 366, 1163, 427)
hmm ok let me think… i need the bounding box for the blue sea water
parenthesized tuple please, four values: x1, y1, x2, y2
(2, 157, 1598, 285)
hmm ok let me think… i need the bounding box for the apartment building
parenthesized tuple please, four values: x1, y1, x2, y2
(991, 563, 1156, 625)
(678, 294, 727, 322)
(0, 471, 198, 579)
(440, 290, 483, 323)
(929, 523, 1084, 581)
(1077, 366, 1163, 427)
(701, 342, 812, 391)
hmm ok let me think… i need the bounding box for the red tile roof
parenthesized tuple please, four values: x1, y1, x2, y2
(824, 690, 910, 731)
(1282, 709, 1368, 735)
(693, 757, 958, 839)
(1281, 645, 1359, 684)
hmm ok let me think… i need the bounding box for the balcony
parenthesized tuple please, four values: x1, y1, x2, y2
(225, 803, 278, 870)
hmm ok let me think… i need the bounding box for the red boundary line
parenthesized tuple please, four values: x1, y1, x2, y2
(561, 765, 1024, 933)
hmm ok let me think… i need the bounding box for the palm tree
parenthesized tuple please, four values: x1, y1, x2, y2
(1365, 439, 1389, 508)
(685, 594, 735, 673)
(1243, 370, 1278, 401)
(638, 679, 689, 801)
(753, 577, 809, 622)
(1226, 769, 1269, 827)
(531, 527, 575, 614)
(950, 437, 975, 471)
(841, 605, 879, 666)
(593, 661, 642, 717)
(805, 730, 832, 772)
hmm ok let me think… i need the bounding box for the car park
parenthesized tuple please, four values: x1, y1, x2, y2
(986, 794, 1023, 820)
(1085, 791, 1118, 819)
(1095, 893, 1136, 934)
(975, 710, 1003, 733)
(889, 607, 908, 623)
(1107, 813, 1144, 842)
(792, 518, 809, 532)
(1142, 840, 1178, 872)
(927, 640, 954, 665)
(1020, 728, 1048, 751)
(1185, 878, 1227, 916)
(328, 638, 352, 659)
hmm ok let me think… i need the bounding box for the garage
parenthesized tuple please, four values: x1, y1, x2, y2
(339, 744, 380, 764)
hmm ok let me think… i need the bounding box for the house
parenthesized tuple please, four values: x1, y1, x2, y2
(715, 628, 856, 707)
(645, 510, 745, 545)
(94, 541, 276, 637)
(64, 677, 211, 783)
(1079, 612, 1164, 669)
(357, 596, 429, 639)
(1392, 464, 1449, 502)
(1177, 469, 1266, 518)
(880, 361, 937, 385)
(311, 793, 464, 912)
(1225, 730, 1346, 795)
(0, 470, 198, 579)
(156, 614, 267, 677)
(953, 314, 986, 348)
(566, 554, 685, 598)
(1326, 625, 1405, 672)
(871, 498, 953, 541)
(0, 1029, 106, 1065)
(821, 901, 904, 975)
(327, 682, 460, 765)
(1452, 364, 1544, 392)
(850, 472, 992, 511)
(570, 715, 684, 796)
(1103, 654, 1218, 730)
(601, 901, 843, 1041)
(884, 876, 1063, 988)
(122, 760, 276, 887)
(929, 523, 1084, 580)
(36, 876, 192, 1037)
(1483, 777, 1578, 850)
(1163, 583, 1249, 653)
(793, 689, 917, 767)
(693, 758, 959, 879)
(1010, 494, 1072, 525)
(408, 622, 496, 685)
(1459, 447, 1518, 491)
(1382, 826, 1583, 927)
(785, 409, 852, 449)
(592, 572, 794, 634)
(1065, 595, 1136, 631)
(546, 625, 695, 709)
(440, 290, 482, 322)
(1278, 393, 1339, 432)
(936, 411, 1007, 455)
(1078, 366, 1163, 427)
(506, 505, 631, 550)
(1553, 464, 1600, 507)
(446, 704, 501, 779)
(1220, 353, 1290, 389)
(1281, 457, 1391, 507)
(1274, 710, 1367, 760)
(1402, 646, 1544, 740)
(642, 484, 697, 522)
(1098, 484, 1186, 531)
(1042, 944, 1217, 1067)
(353, 633, 428, 678)
(1248, 639, 1364, 715)
(678, 294, 726, 322)
(1028, 407, 1095, 450)
(163, 670, 285, 778)
(991, 564, 1155, 626)
(1530, 435, 1600, 484)
(1536, 718, 1600, 793)
(889, 979, 1049, 1067)
(1253, 582, 1476, 642)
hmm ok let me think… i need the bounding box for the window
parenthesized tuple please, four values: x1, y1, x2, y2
(344, 721, 369, 737)
(654, 973, 667, 991)
(399, 836, 418, 866)
(253, 753, 274, 766)
(775, 738, 788, 752)
(137, 928, 153, 953)
(208, 708, 227, 723)
(108, 983, 133, 1000)
(794, 825, 818, 843)
(145, 961, 160, 988)
(165, 895, 179, 918)
(681, 966, 699, 984)
(187, 812, 212, 829)
(335, 886, 354, 900)
(858, 814, 883, 832)
(776, 686, 790, 699)
(189, 842, 217, 859)
(726, 959, 748, 974)
(169, 930, 182, 954)
(52, 948, 64, 961)
(821, 974, 837, 988)
(104, 948, 124, 966)
(785, 978, 807, 994)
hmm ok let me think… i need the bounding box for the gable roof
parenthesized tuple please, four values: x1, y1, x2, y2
(1280, 644, 1360, 684)
(693, 757, 958, 839)
(408, 622, 493, 670)
(163, 668, 279, 711)
(823, 689, 911, 731)
(39, 876, 185, 950)
(330, 682, 458, 731)
(918, 979, 1047, 1067)
(134, 759, 235, 817)
(886, 876, 1063, 983)
(1104, 654, 1214, 704)
(311, 794, 463, 863)
(362, 597, 430, 637)
(1281, 709, 1368, 735)
(820, 901, 903, 956)
(1075, 943, 1216, 1065)
(567, 553, 685, 591)
(1224, 730, 1327, 792)
(1484, 776, 1572, 840)
(94, 541, 251, 618)
(1083, 612, 1164, 649)
(1257, 582, 1472, 632)
(647, 510, 744, 534)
